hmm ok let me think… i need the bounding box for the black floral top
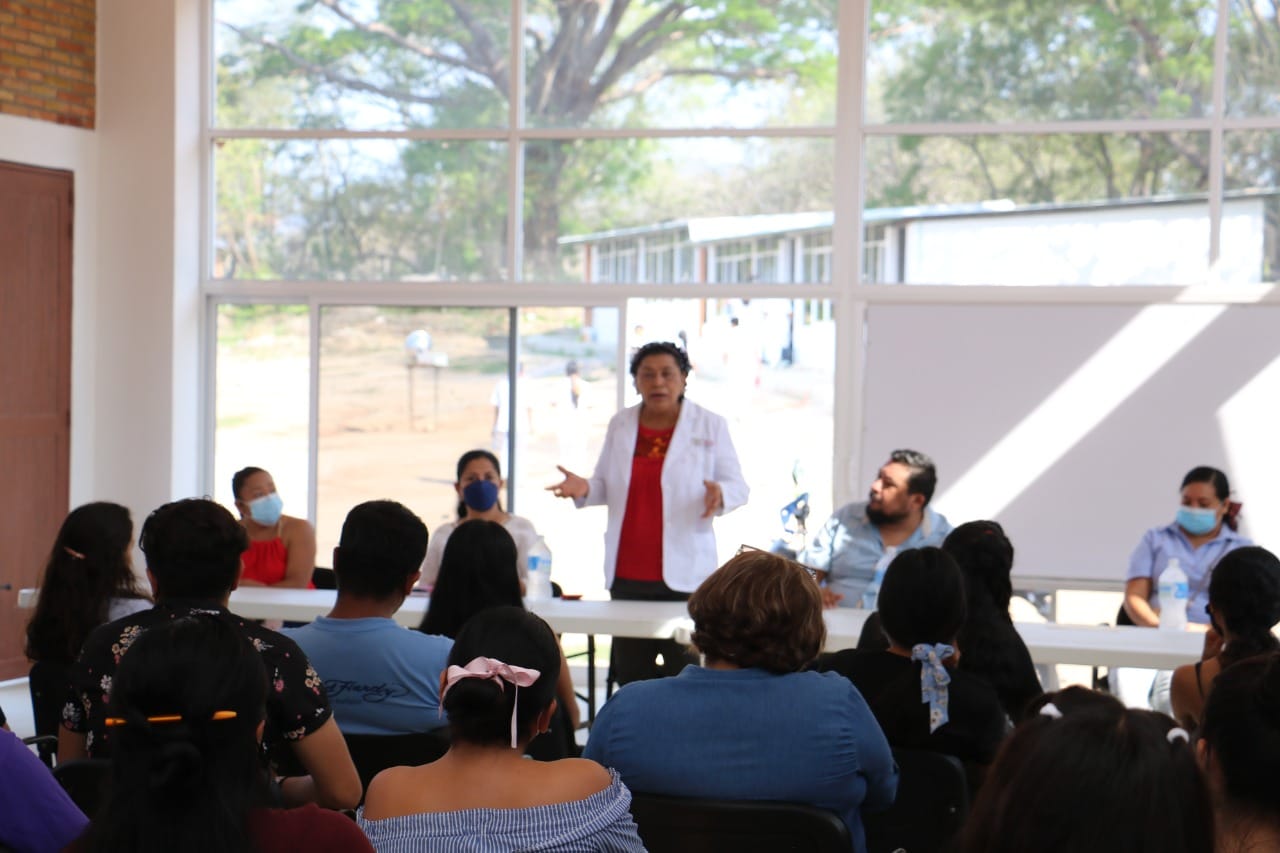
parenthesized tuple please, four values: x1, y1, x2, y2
(62, 600, 331, 756)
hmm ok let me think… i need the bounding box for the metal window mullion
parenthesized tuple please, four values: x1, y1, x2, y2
(1208, 0, 1231, 271)
(307, 299, 321, 525)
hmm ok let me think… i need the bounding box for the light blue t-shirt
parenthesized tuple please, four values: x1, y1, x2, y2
(284, 616, 453, 735)
(1125, 522, 1251, 625)
(803, 501, 952, 607)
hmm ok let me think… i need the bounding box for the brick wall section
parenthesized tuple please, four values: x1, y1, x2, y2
(0, 0, 95, 128)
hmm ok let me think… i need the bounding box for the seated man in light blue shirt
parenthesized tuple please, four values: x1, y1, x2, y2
(286, 500, 452, 735)
(803, 449, 951, 608)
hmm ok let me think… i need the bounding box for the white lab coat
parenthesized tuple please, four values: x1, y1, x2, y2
(577, 399, 749, 592)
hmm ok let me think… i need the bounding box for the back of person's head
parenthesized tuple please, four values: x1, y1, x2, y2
(943, 520, 1014, 615)
(139, 499, 248, 600)
(1199, 652, 1280, 827)
(82, 615, 269, 853)
(1207, 546, 1280, 666)
(419, 520, 522, 638)
(960, 688, 1213, 853)
(333, 500, 429, 599)
(688, 548, 825, 673)
(441, 606, 560, 748)
(878, 547, 966, 648)
(890, 448, 938, 505)
(26, 501, 145, 663)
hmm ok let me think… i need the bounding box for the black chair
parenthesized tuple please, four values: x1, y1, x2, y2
(628, 792, 852, 853)
(343, 728, 451, 801)
(53, 758, 112, 817)
(28, 660, 71, 767)
(311, 567, 337, 589)
(863, 748, 970, 853)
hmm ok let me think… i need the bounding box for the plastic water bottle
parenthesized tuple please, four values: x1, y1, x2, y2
(1157, 557, 1189, 631)
(526, 537, 553, 602)
(861, 546, 897, 611)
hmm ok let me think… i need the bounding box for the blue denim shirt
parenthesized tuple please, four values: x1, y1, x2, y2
(803, 501, 952, 608)
(1125, 522, 1251, 625)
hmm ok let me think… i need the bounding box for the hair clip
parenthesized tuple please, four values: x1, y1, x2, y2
(104, 710, 237, 728)
(1039, 702, 1064, 719)
(1167, 727, 1190, 744)
(63, 546, 86, 560)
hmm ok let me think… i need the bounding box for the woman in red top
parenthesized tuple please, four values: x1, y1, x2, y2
(549, 341, 748, 684)
(232, 467, 316, 588)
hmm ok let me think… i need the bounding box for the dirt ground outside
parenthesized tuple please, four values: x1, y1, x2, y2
(214, 304, 837, 599)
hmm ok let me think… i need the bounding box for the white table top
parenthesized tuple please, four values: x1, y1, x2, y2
(18, 587, 1205, 670)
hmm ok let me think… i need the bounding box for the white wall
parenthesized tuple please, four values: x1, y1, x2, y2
(861, 302, 1280, 586)
(902, 198, 1266, 286)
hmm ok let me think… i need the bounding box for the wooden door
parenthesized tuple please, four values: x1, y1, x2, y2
(0, 160, 72, 680)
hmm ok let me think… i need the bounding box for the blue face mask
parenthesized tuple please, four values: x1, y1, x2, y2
(1177, 506, 1218, 537)
(249, 492, 284, 526)
(462, 479, 500, 512)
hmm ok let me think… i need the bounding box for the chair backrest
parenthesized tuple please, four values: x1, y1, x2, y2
(344, 728, 452, 801)
(628, 792, 852, 853)
(53, 758, 112, 818)
(28, 660, 72, 766)
(863, 748, 970, 853)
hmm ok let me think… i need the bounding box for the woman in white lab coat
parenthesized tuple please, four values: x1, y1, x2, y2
(549, 341, 748, 684)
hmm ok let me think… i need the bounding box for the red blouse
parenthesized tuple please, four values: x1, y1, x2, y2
(614, 424, 674, 583)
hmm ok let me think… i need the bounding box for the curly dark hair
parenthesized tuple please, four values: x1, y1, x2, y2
(689, 549, 824, 673)
(629, 341, 692, 378)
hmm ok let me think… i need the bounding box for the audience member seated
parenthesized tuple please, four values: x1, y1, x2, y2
(1198, 652, 1280, 852)
(419, 450, 542, 589)
(286, 500, 453, 735)
(60, 498, 361, 810)
(231, 466, 317, 588)
(583, 549, 897, 853)
(1171, 546, 1280, 728)
(418, 520, 581, 742)
(857, 521, 1043, 722)
(957, 687, 1213, 853)
(67, 615, 372, 853)
(359, 606, 645, 851)
(803, 448, 951, 608)
(816, 547, 1008, 776)
(26, 502, 151, 668)
(0, 726, 87, 853)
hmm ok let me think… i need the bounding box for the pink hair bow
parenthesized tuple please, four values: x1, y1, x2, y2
(441, 656, 541, 748)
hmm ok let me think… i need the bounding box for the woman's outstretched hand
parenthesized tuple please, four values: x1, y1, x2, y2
(547, 465, 589, 500)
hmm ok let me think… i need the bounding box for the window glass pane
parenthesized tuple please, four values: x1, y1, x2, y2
(865, 133, 1213, 285)
(214, 139, 508, 281)
(1224, 131, 1280, 283)
(1227, 2, 1280, 117)
(522, 0, 838, 129)
(624, 297, 834, 574)
(316, 307, 510, 558)
(867, 2, 1217, 124)
(511, 307, 621, 597)
(213, 0, 510, 130)
(214, 304, 311, 519)
(530, 137, 835, 280)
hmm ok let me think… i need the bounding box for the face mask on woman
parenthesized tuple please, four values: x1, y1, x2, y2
(249, 492, 284, 526)
(1176, 506, 1218, 537)
(462, 479, 499, 512)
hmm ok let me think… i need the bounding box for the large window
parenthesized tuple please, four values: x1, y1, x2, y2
(205, 1, 1280, 594)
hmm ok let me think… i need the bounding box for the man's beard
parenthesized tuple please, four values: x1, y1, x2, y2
(866, 504, 908, 527)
